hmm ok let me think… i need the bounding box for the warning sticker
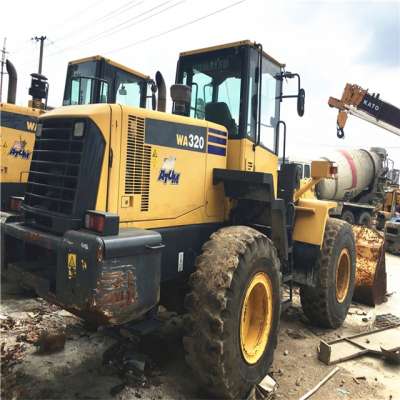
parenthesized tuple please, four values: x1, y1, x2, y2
(67, 253, 77, 279)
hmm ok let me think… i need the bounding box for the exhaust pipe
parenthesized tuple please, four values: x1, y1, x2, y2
(155, 71, 166, 112)
(6, 59, 17, 104)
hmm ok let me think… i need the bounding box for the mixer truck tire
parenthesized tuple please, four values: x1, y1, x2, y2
(341, 210, 355, 225)
(300, 218, 356, 329)
(357, 211, 372, 227)
(184, 226, 280, 399)
(376, 213, 386, 231)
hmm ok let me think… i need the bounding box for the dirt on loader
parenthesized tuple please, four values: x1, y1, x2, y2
(1, 254, 399, 400)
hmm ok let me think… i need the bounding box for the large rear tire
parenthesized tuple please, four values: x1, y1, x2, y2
(300, 218, 356, 328)
(184, 226, 281, 399)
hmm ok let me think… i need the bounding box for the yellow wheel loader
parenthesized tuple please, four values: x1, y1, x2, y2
(2, 41, 357, 399)
(1, 60, 46, 210)
(1, 56, 158, 212)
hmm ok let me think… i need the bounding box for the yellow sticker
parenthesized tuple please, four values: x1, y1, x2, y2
(67, 253, 77, 279)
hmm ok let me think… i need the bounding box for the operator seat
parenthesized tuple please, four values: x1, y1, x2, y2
(205, 102, 238, 136)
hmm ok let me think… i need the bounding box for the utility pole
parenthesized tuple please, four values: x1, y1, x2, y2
(0, 37, 8, 102)
(32, 35, 47, 74)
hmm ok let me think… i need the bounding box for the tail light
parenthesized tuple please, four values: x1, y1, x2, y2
(9, 196, 24, 212)
(84, 211, 119, 236)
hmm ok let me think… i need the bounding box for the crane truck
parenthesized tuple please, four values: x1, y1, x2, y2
(1, 40, 384, 399)
(0, 56, 158, 212)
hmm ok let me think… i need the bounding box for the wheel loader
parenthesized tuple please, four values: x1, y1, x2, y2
(2, 40, 374, 398)
(1, 55, 157, 212)
(1, 60, 46, 211)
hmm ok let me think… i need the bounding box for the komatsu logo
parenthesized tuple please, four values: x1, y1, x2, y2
(9, 140, 31, 159)
(158, 156, 180, 185)
(363, 99, 380, 112)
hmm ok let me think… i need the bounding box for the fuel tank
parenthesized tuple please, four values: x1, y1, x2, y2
(317, 148, 386, 201)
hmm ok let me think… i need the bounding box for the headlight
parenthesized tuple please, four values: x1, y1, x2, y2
(73, 121, 85, 137)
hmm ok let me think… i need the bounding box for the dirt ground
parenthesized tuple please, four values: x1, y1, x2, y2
(1, 253, 399, 400)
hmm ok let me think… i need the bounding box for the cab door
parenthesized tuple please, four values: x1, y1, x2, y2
(250, 51, 282, 195)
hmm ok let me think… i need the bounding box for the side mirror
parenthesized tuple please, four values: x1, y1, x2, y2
(151, 93, 156, 110)
(297, 88, 305, 117)
(119, 86, 127, 96)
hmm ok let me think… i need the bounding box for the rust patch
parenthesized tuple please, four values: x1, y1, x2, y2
(87, 268, 138, 322)
(26, 232, 40, 241)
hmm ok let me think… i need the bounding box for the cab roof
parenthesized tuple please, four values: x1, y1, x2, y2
(68, 55, 150, 80)
(179, 40, 285, 68)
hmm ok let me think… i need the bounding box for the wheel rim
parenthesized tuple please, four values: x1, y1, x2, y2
(240, 272, 273, 365)
(336, 249, 351, 303)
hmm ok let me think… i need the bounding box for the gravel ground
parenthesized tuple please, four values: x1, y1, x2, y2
(1, 253, 399, 400)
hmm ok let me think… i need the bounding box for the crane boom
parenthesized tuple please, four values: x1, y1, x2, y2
(328, 83, 400, 138)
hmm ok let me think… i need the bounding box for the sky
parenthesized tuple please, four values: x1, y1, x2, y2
(1, 0, 399, 167)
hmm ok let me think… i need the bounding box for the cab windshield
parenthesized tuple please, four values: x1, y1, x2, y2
(178, 49, 243, 137)
(63, 60, 147, 107)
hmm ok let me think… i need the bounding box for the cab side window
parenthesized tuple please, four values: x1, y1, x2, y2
(116, 81, 141, 106)
(259, 68, 279, 152)
(99, 81, 109, 103)
(247, 52, 281, 152)
(70, 77, 93, 105)
(303, 164, 311, 178)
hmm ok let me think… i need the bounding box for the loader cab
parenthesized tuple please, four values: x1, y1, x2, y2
(63, 56, 151, 107)
(175, 41, 284, 154)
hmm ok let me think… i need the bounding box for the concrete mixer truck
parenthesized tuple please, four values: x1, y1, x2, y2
(316, 147, 390, 226)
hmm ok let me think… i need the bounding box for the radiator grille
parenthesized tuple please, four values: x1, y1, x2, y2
(125, 116, 151, 211)
(25, 119, 83, 215)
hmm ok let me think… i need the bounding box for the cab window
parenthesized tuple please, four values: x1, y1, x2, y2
(303, 164, 311, 178)
(247, 52, 281, 153)
(99, 81, 109, 103)
(116, 81, 141, 105)
(114, 68, 143, 107)
(70, 77, 94, 105)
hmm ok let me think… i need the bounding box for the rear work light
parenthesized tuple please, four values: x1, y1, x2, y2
(9, 196, 24, 212)
(84, 211, 119, 236)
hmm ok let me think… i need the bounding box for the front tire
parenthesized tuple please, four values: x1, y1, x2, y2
(300, 218, 356, 328)
(184, 226, 281, 399)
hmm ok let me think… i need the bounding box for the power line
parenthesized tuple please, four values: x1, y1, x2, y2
(76, 0, 177, 47)
(107, 0, 247, 55)
(91, 0, 144, 26)
(53, 0, 143, 43)
(10, 0, 108, 55)
(47, 0, 181, 57)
